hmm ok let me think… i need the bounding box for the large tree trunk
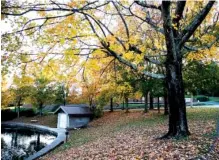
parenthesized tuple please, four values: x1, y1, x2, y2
(162, 1, 190, 138)
(122, 98, 125, 110)
(125, 97, 129, 113)
(144, 92, 148, 113)
(17, 105, 20, 118)
(149, 94, 154, 110)
(110, 97, 113, 112)
(39, 102, 43, 116)
(63, 87, 66, 106)
(17, 97, 21, 118)
(157, 97, 160, 113)
(190, 94, 193, 108)
(165, 62, 190, 137)
(89, 97, 93, 107)
(164, 91, 169, 115)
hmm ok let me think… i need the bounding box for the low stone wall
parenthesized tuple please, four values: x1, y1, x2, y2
(2, 122, 67, 160)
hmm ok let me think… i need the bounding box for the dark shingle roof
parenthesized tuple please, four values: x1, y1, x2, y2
(54, 104, 92, 115)
(43, 104, 60, 112)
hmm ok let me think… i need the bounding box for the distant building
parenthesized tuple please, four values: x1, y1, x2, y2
(54, 104, 92, 129)
(43, 104, 60, 113)
(22, 104, 33, 108)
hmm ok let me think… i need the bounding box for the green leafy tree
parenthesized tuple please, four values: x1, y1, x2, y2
(9, 74, 34, 118)
(11, 86, 30, 118)
(116, 68, 136, 112)
(54, 83, 69, 105)
(184, 61, 219, 96)
(151, 79, 164, 113)
(138, 78, 154, 113)
(30, 77, 55, 116)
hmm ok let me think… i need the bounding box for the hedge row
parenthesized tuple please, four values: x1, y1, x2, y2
(196, 96, 209, 102)
(1, 108, 36, 121)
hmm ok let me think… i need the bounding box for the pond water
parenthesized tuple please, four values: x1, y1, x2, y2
(1, 127, 56, 160)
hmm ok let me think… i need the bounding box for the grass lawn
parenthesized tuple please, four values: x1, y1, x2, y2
(12, 108, 219, 159)
(115, 103, 163, 110)
(119, 103, 145, 109)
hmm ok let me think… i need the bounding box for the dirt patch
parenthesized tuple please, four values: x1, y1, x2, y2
(10, 114, 57, 128)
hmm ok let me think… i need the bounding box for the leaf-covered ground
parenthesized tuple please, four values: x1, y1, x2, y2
(12, 108, 219, 159)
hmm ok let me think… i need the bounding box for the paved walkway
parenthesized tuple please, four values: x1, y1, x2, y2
(188, 101, 219, 108)
(104, 101, 219, 110)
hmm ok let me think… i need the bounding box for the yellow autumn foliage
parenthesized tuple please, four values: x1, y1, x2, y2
(187, 46, 219, 63)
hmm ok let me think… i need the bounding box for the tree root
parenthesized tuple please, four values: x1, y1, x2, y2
(158, 130, 191, 140)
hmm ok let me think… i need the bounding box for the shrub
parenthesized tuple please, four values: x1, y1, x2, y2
(93, 106, 104, 118)
(1, 108, 37, 121)
(90, 105, 103, 120)
(196, 96, 209, 102)
(20, 108, 36, 117)
(1, 109, 17, 121)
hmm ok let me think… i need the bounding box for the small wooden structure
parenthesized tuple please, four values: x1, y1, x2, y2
(54, 104, 92, 129)
(30, 119, 38, 123)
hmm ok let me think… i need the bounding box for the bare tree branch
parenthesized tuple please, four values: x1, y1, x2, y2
(144, 55, 163, 65)
(128, 7, 164, 34)
(100, 58, 115, 77)
(96, 19, 127, 51)
(22, 13, 74, 30)
(2, 20, 63, 36)
(173, 1, 186, 26)
(134, 1, 161, 10)
(161, 1, 177, 60)
(1, 7, 74, 16)
(112, 1, 130, 40)
(184, 35, 219, 52)
(83, 14, 103, 42)
(101, 43, 165, 79)
(172, 1, 186, 37)
(82, 12, 107, 38)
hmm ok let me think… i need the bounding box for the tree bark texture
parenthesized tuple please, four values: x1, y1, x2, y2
(39, 102, 43, 116)
(165, 62, 190, 137)
(162, 1, 190, 137)
(122, 99, 125, 110)
(144, 92, 148, 113)
(125, 97, 129, 112)
(164, 91, 169, 115)
(110, 97, 113, 112)
(149, 94, 154, 110)
(157, 97, 160, 113)
(17, 97, 21, 118)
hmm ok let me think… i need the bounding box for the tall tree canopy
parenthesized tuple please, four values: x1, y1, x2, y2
(1, 0, 218, 138)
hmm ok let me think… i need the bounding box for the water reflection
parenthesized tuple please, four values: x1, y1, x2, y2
(1, 128, 56, 160)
